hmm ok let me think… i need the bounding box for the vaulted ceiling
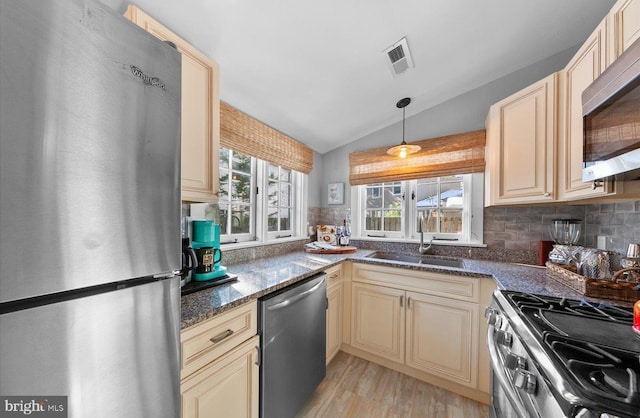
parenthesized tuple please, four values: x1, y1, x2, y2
(106, 0, 616, 153)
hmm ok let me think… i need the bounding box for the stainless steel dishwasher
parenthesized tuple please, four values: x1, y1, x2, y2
(258, 273, 327, 418)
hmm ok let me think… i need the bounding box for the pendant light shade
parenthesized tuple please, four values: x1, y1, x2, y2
(387, 97, 421, 158)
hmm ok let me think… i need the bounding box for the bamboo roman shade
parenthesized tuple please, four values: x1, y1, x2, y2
(349, 130, 486, 185)
(220, 102, 313, 174)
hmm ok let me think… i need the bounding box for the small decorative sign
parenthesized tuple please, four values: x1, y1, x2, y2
(327, 182, 344, 205)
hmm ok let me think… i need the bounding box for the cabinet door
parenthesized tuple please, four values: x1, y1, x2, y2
(406, 292, 479, 388)
(485, 73, 557, 205)
(125, 6, 220, 203)
(610, 0, 640, 61)
(326, 280, 343, 364)
(559, 20, 613, 200)
(181, 336, 259, 418)
(351, 282, 405, 363)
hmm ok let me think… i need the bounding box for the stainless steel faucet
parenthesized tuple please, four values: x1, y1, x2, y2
(418, 214, 433, 254)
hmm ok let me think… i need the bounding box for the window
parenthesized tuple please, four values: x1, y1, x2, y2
(267, 164, 293, 238)
(353, 174, 483, 244)
(218, 147, 306, 245)
(218, 148, 256, 242)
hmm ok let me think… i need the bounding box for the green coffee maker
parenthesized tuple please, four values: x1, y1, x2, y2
(191, 220, 227, 281)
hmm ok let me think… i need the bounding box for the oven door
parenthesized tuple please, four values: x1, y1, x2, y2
(487, 323, 534, 418)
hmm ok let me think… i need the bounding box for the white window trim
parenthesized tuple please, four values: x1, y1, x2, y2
(350, 173, 484, 246)
(218, 149, 307, 249)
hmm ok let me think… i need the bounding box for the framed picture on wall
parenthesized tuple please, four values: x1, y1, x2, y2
(328, 182, 344, 205)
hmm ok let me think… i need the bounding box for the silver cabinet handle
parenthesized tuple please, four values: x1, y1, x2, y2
(407, 297, 412, 309)
(399, 295, 404, 307)
(267, 277, 326, 311)
(210, 329, 234, 344)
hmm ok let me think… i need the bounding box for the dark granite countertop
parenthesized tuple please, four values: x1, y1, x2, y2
(181, 249, 631, 330)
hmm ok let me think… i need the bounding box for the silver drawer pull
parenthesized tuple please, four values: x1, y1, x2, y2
(329, 273, 339, 280)
(210, 329, 234, 344)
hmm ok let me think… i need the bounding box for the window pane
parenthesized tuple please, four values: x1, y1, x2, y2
(365, 210, 382, 231)
(267, 208, 278, 232)
(231, 172, 252, 203)
(219, 171, 229, 200)
(219, 147, 229, 169)
(230, 204, 251, 234)
(232, 151, 252, 173)
(280, 168, 291, 182)
(416, 182, 438, 209)
(383, 210, 401, 232)
(441, 209, 462, 233)
(384, 185, 402, 209)
(440, 175, 463, 182)
(280, 183, 291, 206)
(219, 207, 228, 235)
(422, 209, 439, 233)
(279, 208, 291, 231)
(268, 164, 278, 181)
(366, 186, 383, 208)
(440, 181, 464, 208)
(268, 181, 278, 206)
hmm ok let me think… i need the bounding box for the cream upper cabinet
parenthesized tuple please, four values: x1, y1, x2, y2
(558, 19, 614, 201)
(406, 292, 479, 389)
(351, 282, 405, 364)
(326, 265, 344, 364)
(125, 6, 220, 203)
(485, 73, 558, 206)
(609, 0, 640, 61)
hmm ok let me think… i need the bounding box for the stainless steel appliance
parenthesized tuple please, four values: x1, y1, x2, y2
(259, 274, 327, 418)
(0, 1, 182, 416)
(582, 37, 640, 182)
(486, 290, 639, 418)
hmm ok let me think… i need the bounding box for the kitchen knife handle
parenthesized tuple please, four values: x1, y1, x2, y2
(210, 329, 234, 344)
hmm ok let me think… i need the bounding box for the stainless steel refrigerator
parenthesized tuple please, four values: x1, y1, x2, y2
(0, 0, 182, 417)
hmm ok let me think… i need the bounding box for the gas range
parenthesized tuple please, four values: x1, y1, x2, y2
(487, 290, 639, 418)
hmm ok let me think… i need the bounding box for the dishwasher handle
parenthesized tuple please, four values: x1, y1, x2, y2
(266, 277, 326, 311)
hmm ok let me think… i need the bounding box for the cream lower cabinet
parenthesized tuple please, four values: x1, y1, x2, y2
(347, 263, 495, 403)
(180, 301, 259, 418)
(125, 5, 220, 203)
(326, 265, 344, 364)
(406, 292, 478, 388)
(182, 336, 259, 418)
(351, 282, 405, 364)
(485, 73, 558, 206)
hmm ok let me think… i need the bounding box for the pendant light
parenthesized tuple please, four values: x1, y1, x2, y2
(386, 97, 421, 158)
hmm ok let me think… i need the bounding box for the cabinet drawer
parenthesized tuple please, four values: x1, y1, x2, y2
(352, 263, 478, 302)
(325, 265, 343, 286)
(181, 300, 257, 379)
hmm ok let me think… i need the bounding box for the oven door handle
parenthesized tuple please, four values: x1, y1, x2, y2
(487, 324, 530, 418)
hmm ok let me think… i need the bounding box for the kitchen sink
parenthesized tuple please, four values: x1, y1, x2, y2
(365, 252, 464, 268)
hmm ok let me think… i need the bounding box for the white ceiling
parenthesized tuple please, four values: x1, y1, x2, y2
(106, 0, 616, 154)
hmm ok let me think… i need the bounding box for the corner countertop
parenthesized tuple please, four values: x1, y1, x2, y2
(180, 249, 629, 330)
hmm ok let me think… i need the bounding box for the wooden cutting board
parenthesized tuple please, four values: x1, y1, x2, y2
(304, 246, 357, 254)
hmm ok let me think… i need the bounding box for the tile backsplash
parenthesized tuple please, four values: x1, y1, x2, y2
(311, 200, 640, 265)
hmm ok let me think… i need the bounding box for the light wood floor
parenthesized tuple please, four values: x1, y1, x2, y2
(297, 351, 490, 418)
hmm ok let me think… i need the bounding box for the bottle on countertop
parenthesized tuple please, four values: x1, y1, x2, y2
(339, 219, 350, 246)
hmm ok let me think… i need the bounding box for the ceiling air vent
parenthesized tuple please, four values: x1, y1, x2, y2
(383, 37, 414, 78)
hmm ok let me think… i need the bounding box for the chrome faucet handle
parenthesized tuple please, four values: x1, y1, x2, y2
(417, 214, 424, 233)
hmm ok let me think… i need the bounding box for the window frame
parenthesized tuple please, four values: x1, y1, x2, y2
(218, 147, 307, 247)
(351, 174, 483, 245)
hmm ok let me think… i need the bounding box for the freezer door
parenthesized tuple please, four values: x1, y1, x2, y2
(0, 278, 180, 418)
(0, 0, 182, 303)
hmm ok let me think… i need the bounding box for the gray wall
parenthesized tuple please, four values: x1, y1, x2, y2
(307, 151, 324, 208)
(319, 46, 579, 207)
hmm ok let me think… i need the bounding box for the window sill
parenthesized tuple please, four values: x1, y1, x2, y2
(220, 236, 308, 251)
(352, 236, 487, 248)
